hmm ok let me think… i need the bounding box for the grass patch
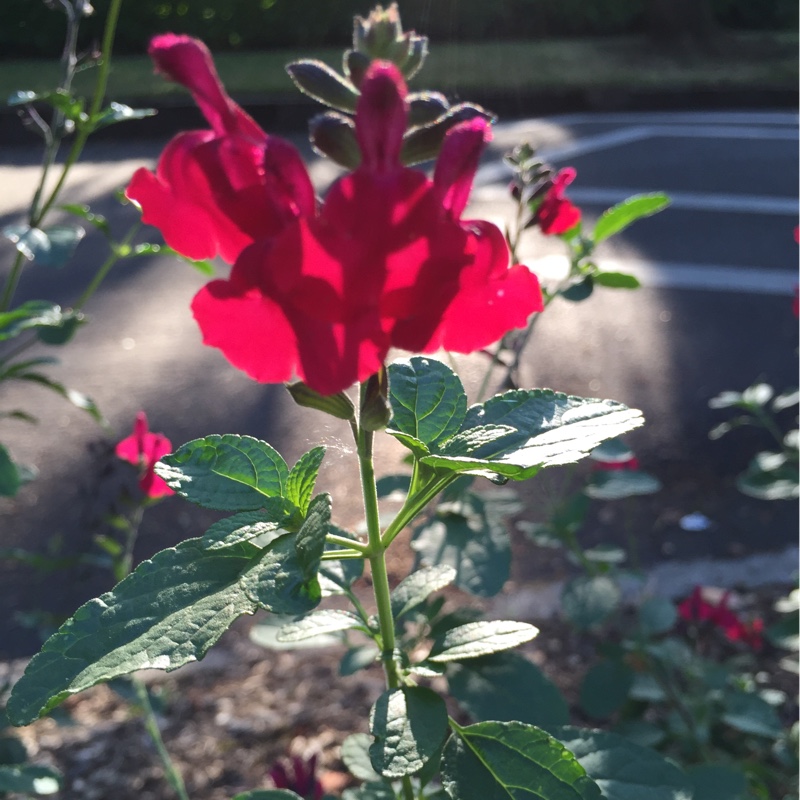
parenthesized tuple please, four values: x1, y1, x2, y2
(1, 32, 796, 104)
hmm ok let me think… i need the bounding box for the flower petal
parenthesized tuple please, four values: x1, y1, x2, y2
(355, 61, 407, 173)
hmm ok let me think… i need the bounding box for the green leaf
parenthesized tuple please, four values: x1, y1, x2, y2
(90, 102, 156, 130)
(579, 660, 635, 720)
(593, 271, 641, 289)
(286, 446, 326, 515)
(736, 459, 799, 500)
(638, 597, 678, 637)
(318, 526, 365, 595)
(201, 506, 294, 550)
(772, 388, 799, 412)
(249, 614, 340, 651)
(342, 783, 396, 800)
(0, 444, 21, 497)
(391, 564, 456, 620)
(442, 720, 601, 800)
(7, 372, 102, 422)
(447, 652, 569, 727)
(0, 764, 61, 794)
(561, 276, 594, 302)
(553, 726, 692, 800)
(286, 59, 359, 113)
(687, 764, 747, 800)
(376, 474, 411, 499)
(61, 203, 111, 237)
(295, 493, 331, 581)
(233, 791, 305, 800)
(388, 356, 467, 448)
(428, 620, 538, 663)
(156, 434, 289, 511)
(340, 644, 379, 675)
(593, 193, 670, 243)
(369, 686, 449, 777)
(0, 300, 70, 341)
(2, 224, 85, 267)
(585, 469, 662, 500)
(411, 491, 512, 597)
(286, 381, 355, 421)
(36, 309, 85, 345)
(721, 691, 783, 738)
(341, 732, 383, 782)
(561, 576, 621, 630)
(277, 609, 364, 642)
(7, 534, 321, 725)
(421, 390, 643, 481)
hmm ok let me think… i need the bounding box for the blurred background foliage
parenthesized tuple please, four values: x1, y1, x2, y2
(2, 0, 798, 58)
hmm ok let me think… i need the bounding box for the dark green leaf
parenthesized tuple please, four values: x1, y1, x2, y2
(342, 783, 396, 800)
(593, 271, 641, 289)
(0, 735, 27, 766)
(428, 620, 538, 663)
(561, 576, 621, 630)
(447, 652, 569, 727)
(561, 276, 594, 302)
(375, 474, 411, 499)
(412, 492, 511, 597)
(421, 390, 643, 481)
(442, 721, 601, 800)
(585, 469, 662, 500)
(369, 686, 449, 777)
(593, 194, 670, 243)
(156, 434, 289, 511)
(286, 59, 359, 113)
(201, 506, 294, 550)
(294, 493, 331, 581)
(579, 660, 635, 719)
(388, 357, 467, 449)
(277, 609, 363, 642)
(2, 224, 85, 267)
(391, 565, 456, 620)
(687, 764, 747, 800)
(36, 309, 85, 345)
(638, 597, 678, 637)
(7, 534, 320, 725)
(721, 691, 783, 738)
(0, 444, 21, 497)
(286, 381, 355, 421)
(341, 733, 383, 782)
(553, 726, 692, 800)
(286, 446, 326, 515)
(737, 459, 799, 500)
(0, 764, 61, 794)
(0, 300, 68, 341)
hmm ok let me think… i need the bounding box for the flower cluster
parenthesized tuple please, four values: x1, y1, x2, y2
(678, 586, 764, 650)
(115, 412, 174, 499)
(534, 167, 581, 235)
(127, 35, 543, 395)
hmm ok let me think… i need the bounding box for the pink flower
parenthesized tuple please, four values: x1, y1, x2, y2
(115, 412, 174, 499)
(268, 754, 323, 800)
(126, 34, 314, 264)
(535, 168, 581, 235)
(184, 57, 543, 395)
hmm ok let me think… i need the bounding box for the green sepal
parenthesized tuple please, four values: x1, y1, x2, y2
(156, 434, 289, 511)
(286, 381, 356, 421)
(286, 59, 359, 113)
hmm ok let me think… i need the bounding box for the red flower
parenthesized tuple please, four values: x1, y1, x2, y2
(268, 754, 323, 800)
(115, 412, 174, 499)
(535, 168, 581, 235)
(184, 57, 543, 395)
(678, 586, 763, 650)
(126, 34, 314, 264)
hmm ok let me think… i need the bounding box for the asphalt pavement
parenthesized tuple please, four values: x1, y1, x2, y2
(0, 109, 797, 656)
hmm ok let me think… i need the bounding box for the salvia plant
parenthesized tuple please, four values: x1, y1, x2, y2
(7, 4, 792, 800)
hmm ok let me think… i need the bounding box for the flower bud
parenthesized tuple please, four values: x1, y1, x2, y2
(343, 49, 372, 88)
(360, 368, 391, 431)
(433, 118, 491, 218)
(309, 112, 361, 170)
(286, 382, 356, 421)
(286, 60, 359, 114)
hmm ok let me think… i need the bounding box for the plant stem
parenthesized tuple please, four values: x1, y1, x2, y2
(133, 678, 190, 800)
(74, 223, 140, 310)
(0, 252, 27, 313)
(354, 388, 415, 800)
(326, 532, 368, 553)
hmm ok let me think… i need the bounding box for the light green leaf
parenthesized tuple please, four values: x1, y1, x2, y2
(7, 534, 321, 725)
(388, 356, 467, 448)
(286, 446, 326, 515)
(553, 726, 692, 800)
(447, 652, 569, 727)
(579, 660, 635, 720)
(561, 576, 621, 630)
(442, 720, 601, 800)
(156, 434, 289, 511)
(411, 491, 512, 597)
(0, 764, 61, 794)
(0, 444, 21, 497)
(341, 733, 383, 782)
(391, 565, 456, 620)
(2, 224, 85, 267)
(422, 390, 643, 481)
(593, 193, 670, 243)
(277, 609, 364, 642)
(585, 469, 662, 500)
(428, 620, 538, 663)
(369, 686, 449, 777)
(249, 615, 340, 651)
(593, 271, 641, 289)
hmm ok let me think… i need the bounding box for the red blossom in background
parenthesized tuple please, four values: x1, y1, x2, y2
(115, 412, 174, 499)
(535, 167, 581, 235)
(593, 454, 640, 472)
(139, 45, 543, 395)
(126, 35, 314, 264)
(678, 586, 763, 650)
(267, 754, 323, 800)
